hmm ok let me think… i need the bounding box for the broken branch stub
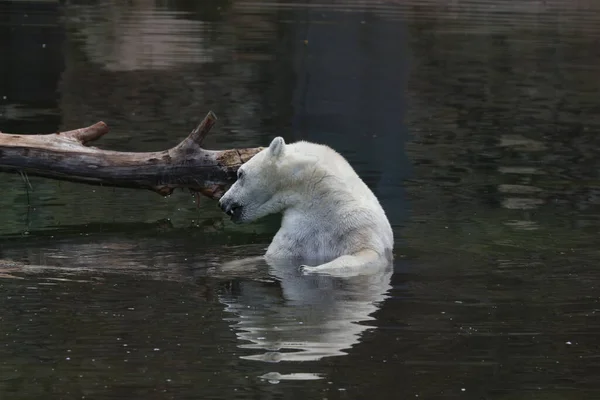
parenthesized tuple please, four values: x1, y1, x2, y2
(0, 111, 263, 199)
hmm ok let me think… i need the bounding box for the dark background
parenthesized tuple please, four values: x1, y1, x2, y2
(1, 1, 600, 399)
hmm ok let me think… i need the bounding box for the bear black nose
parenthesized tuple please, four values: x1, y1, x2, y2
(220, 200, 242, 216)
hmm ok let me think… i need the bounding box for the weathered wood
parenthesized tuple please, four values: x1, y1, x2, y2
(0, 111, 262, 199)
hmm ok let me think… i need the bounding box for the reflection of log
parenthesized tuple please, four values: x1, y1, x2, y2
(0, 111, 262, 199)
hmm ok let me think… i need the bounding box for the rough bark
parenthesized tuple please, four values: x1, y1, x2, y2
(0, 111, 262, 199)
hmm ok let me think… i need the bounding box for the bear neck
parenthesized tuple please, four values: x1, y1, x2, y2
(281, 177, 352, 218)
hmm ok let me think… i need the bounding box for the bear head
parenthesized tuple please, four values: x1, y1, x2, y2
(219, 136, 304, 224)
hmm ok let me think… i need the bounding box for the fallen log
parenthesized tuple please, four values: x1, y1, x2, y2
(0, 111, 262, 200)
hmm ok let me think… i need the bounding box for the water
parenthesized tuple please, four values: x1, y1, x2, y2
(1, 0, 600, 398)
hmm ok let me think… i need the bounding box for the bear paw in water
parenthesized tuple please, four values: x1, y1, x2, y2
(299, 265, 317, 274)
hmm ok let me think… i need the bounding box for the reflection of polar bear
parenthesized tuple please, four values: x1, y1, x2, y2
(218, 137, 394, 275)
(219, 259, 393, 365)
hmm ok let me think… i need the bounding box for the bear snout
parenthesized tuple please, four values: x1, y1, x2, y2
(219, 198, 232, 213)
(219, 199, 243, 221)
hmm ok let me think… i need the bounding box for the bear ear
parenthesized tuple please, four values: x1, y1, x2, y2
(268, 137, 286, 158)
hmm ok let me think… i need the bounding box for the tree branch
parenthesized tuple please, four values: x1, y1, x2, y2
(0, 111, 262, 199)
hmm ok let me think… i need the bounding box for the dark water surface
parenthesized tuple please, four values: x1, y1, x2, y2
(2, 0, 600, 398)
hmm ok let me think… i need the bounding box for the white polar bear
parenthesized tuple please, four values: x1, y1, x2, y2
(218, 137, 394, 275)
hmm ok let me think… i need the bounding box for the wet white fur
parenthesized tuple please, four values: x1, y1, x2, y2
(219, 137, 394, 275)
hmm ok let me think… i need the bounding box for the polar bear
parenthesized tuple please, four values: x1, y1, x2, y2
(218, 137, 394, 275)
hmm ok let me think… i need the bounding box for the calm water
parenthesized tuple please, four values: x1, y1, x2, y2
(2, 0, 600, 398)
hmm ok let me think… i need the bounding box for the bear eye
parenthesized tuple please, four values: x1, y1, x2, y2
(237, 169, 244, 180)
